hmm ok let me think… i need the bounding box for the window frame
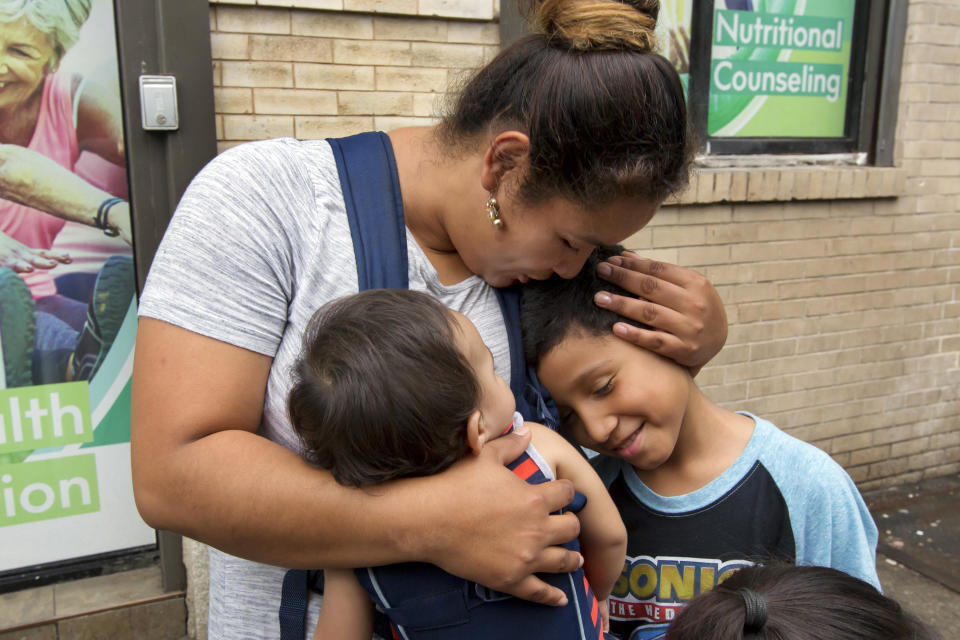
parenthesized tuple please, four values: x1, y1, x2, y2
(687, 0, 884, 158)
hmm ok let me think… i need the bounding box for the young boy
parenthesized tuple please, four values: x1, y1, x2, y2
(286, 288, 627, 640)
(521, 246, 879, 640)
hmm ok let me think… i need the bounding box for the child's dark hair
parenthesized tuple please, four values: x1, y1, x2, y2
(288, 289, 480, 487)
(438, 0, 692, 209)
(666, 564, 938, 640)
(521, 244, 646, 369)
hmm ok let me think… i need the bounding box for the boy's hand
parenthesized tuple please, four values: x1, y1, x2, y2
(416, 429, 583, 606)
(594, 252, 727, 374)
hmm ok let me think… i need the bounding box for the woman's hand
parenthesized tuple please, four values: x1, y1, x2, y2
(0, 231, 71, 272)
(415, 430, 583, 606)
(594, 251, 727, 374)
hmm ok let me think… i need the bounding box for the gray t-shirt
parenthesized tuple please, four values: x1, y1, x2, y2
(138, 138, 510, 639)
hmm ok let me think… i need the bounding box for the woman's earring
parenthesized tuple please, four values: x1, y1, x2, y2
(486, 195, 504, 230)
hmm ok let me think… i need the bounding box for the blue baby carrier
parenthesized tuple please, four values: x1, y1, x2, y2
(278, 132, 577, 639)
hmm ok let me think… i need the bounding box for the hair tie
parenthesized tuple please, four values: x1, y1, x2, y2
(736, 588, 768, 633)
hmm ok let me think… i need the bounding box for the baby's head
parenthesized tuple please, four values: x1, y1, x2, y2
(522, 246, 694, 470)
(666, 564, 937, 640)
(289, 289, 515, 487)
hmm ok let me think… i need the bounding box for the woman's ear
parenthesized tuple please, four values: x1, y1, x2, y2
(480, 130, 531, 193)
(466, 410, 487, 456)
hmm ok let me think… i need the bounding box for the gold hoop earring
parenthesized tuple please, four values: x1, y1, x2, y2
(486, 196, 504, 230)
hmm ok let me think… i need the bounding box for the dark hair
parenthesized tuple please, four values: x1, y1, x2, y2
(666, 564, 938, 640)
(521, 244, 648, 368)
(438, 0, 692, 209)
(288, 289, 480, 487)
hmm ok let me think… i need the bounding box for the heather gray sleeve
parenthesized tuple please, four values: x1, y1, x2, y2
(138, 139, 322, 356)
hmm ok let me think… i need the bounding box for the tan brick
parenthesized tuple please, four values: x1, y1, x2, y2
(222, 114, 294, 140)
(211, 33, 250, 60)
(374, 115, 439, 129)
(696, 172, 714, 203)
(413, 92, 444, 117)
(411, 42, 486, 68)
(296, 115, 373, 138)
(295, 63, 375, 90)
(374, 15, 446, 41)
(293, 10, 373, 38)
(334, 39, 411, 65)
(711, 172, 732, 202)
(447, 20, 500, 44)
(376, 67, 448, 92)
(254, 88, 338, 115)
(651, 225, 706, 248)
(263, 0, 341, 8)
(850, 445, 891, 466)
(217, 140, 246, 154)
(729, 171, 748, 201)
(339, 91, 413, 115)
(214, 87, 254, 114)
(221, 61, 294, 87)
(217, 6, 290, 34)
(250, 35, 333, 62)
(215, 114, 224, 140)
(343, 0, 417, 15)
(419, 0, 494, 20)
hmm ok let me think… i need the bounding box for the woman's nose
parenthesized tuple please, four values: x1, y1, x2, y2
(553, 252, 590, 280)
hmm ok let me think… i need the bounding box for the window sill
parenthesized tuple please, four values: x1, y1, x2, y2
(665, 166, 906, 206)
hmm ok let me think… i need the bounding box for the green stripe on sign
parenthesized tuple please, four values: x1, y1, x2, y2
(0, 382, 92, 454)
(0, 454, 100, 526)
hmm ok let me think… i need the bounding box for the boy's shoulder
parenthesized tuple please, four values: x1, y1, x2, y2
(749, 414, 847, 481)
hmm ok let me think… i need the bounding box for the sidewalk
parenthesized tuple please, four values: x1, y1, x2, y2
(867, 474, 960, 639)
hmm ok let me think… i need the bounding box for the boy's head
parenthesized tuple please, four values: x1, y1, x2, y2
(521, 246, 694, 471)
(289, 289, 515, 487)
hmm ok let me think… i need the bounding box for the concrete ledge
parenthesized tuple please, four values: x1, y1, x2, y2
(667, 166, 907, 206)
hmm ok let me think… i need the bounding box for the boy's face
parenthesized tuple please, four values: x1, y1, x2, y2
(450, 311, 517, 435)
(537, 330, 692, 471)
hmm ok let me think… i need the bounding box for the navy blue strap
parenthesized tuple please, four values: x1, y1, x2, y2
(279, 569, 310, 640)
(328, 131, 408, 290)
(495, 286, 559, 429)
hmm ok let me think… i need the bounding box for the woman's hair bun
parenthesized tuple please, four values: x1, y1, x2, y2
(524, 0, 659, 53)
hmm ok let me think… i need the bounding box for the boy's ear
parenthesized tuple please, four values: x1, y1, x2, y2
(466, 410, 487, 456)
(480, 130, 531, 193)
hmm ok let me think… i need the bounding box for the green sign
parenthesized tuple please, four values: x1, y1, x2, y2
(0, 383, 92, 454)
(0, 454, 100, 527)
(708, 0, 856, 138)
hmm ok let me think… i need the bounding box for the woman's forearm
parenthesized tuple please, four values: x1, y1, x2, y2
(0, 144, 127, 239)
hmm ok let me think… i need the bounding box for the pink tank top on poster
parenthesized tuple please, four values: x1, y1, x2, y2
(0, 72, 80, 298)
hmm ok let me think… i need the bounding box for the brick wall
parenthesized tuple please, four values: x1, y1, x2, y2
(206, 0, 960, 492)
(209, 0, 497, 152)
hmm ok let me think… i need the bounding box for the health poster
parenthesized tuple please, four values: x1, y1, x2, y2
(708, 0, 856, 138)
(0, 0, 154, 573)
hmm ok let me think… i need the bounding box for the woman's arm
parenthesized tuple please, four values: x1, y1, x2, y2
(75, 78, 125, 167)
(0, 144, 131, 243)
(312, 569, 374, 640)
(594, 252, 727, 375)
(132, 318, 582, 605)
(529, 424, 627, 601)
(0, 230, 71, 272)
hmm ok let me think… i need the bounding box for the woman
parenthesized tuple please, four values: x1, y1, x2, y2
(132, 1, 727, 638)
(0, 0, 132, 386)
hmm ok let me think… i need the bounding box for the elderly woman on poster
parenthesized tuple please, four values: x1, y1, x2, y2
(0, 0, 132, 389)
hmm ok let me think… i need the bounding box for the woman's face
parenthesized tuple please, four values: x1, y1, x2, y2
(454, 194, 659, 289)
(0, 17, 56, 111)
